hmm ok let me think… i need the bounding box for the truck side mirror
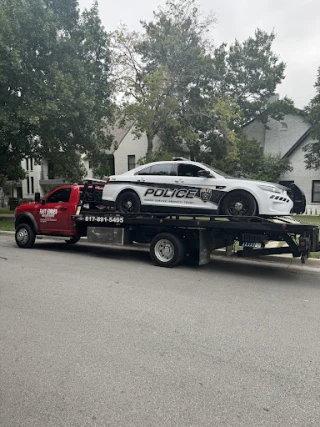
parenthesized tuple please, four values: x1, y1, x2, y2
(35, 192, 41, 202)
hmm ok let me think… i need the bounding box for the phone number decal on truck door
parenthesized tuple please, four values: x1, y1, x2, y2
(85, 216, 124, 224)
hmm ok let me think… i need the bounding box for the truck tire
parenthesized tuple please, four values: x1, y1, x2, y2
(221, 190, 257, 216)
(15, 223, 36, 248)
(65, 236, 80, 244)
(116, 191, 141, 214)
(150, 233, 186, 268)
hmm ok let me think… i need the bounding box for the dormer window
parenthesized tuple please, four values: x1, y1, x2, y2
(280, 122, 288, 131)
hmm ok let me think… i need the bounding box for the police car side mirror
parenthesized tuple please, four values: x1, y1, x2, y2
(198, 170, 212, 178)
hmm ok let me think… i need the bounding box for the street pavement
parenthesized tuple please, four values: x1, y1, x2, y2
(0, 235, 320, 427)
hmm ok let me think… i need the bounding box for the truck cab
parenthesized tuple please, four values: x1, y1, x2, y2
(14, 183, 104, 247)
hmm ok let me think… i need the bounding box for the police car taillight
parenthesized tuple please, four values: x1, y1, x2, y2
(105, 178, 110, 185)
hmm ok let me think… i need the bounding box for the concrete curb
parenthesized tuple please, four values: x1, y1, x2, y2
(0, 230, 14, 236)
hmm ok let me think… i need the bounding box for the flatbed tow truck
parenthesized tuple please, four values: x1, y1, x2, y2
(15, 180, 320, 268)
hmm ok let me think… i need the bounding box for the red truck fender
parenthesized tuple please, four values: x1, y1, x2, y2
(15, 212, 39, 234)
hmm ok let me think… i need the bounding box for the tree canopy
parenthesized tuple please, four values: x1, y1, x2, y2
(0, 0, 113, 184)
(113, 0, 294, 181)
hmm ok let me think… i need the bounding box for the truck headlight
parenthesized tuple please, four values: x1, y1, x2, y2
(258, 185, 282, 194)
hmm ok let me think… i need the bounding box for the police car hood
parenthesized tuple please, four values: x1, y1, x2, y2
(227, 177, 289, 191)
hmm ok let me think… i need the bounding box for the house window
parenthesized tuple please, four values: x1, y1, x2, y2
(27, 178, 30, 194)
(31, 177, 34, 194)
(30, 158, 33, 171)
(312, 181, 320, 203)
(26, 158, 29, 171)
(128, 155, 136, 171)
(280, 122, 288, 131)
(88, 160, 92, 169)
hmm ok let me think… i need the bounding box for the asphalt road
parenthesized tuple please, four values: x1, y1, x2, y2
(1, 235, 320, 427)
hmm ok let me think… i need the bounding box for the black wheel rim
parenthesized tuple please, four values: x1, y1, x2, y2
(226, 196, 251, 216)
(121, 197, 136, 213)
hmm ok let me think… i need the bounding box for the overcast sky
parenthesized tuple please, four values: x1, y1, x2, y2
(78, 0, 319, 108)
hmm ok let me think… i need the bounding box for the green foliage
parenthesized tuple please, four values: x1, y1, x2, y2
(0, 0, 113, 183)
(137, 150, 178, 165)
(304, 67, 320, 170)
(114, 0, 292, 176)
(237, 136, 292, 182)
(214, 29, 296, 125)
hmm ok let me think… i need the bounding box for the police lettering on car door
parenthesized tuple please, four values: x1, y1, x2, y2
(144, 187, 212, 205)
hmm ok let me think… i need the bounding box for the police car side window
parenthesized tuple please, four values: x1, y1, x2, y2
(47, 188, 71, 203)
(150, 164, 173, 176)
(178, 164, 203, 177)
(136, 166, 152, 175)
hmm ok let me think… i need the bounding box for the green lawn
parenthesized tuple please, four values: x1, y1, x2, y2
(0, 208, 14, 214)
(295, 215, 320, 226)
(0, 218, 15, 232)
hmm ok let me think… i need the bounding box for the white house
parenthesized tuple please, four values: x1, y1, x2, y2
(243, 112, 320, 213)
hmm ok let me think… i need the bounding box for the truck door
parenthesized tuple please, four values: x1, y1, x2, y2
(35, 187, 74, 235)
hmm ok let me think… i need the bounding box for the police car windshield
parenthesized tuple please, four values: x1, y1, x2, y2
(203, 164, 234, 179)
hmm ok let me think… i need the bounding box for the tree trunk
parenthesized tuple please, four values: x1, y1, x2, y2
(146, 133, 153, 160)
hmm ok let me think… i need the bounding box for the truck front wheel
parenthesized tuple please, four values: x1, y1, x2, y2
(150, 233, 186, 268)
(15, 223, 36, 248)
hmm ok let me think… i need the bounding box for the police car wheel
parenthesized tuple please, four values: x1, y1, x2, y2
(150, 233, 186, 268)
(116, 191, 141, 214)
(221, 191, 257, 216)
(15, 223, 36, 248)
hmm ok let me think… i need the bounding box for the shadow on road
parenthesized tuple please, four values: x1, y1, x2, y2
(27, 240, 319, 286)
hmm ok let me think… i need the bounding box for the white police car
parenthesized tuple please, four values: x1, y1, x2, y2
(102, 159, 302, 216)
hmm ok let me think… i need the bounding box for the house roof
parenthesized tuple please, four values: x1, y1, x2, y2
(106, 120, 135, 154)
(242, 109, 308, 129)
(282, 127, 312, 159)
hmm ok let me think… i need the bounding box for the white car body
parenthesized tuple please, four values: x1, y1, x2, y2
(102, 160, 295, 216)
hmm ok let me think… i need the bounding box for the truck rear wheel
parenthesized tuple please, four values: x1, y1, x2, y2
(15, 223, 36, 248)
(150, 233, 185, 268)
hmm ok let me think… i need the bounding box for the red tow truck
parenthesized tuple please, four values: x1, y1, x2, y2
(14, 180, 320, 267)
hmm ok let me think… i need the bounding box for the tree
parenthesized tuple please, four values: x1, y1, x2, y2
(303, 67, 320, 170)
(236, 136, 292, 182)
(213, 29, 295, 126)
(0, 0, 113, 184)
(112, 0, 220, 159)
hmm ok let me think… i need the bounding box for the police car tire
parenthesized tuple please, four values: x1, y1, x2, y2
(15, 223, 36, 248)
(150, 233, 186, 268)
(116, 191, 141, 214)
(221, 190, 257, 216)
(66, 236, 80, 244)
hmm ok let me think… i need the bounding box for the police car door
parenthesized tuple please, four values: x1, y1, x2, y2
(176, 163, 219, 211)
(136, 163, 177, 210)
